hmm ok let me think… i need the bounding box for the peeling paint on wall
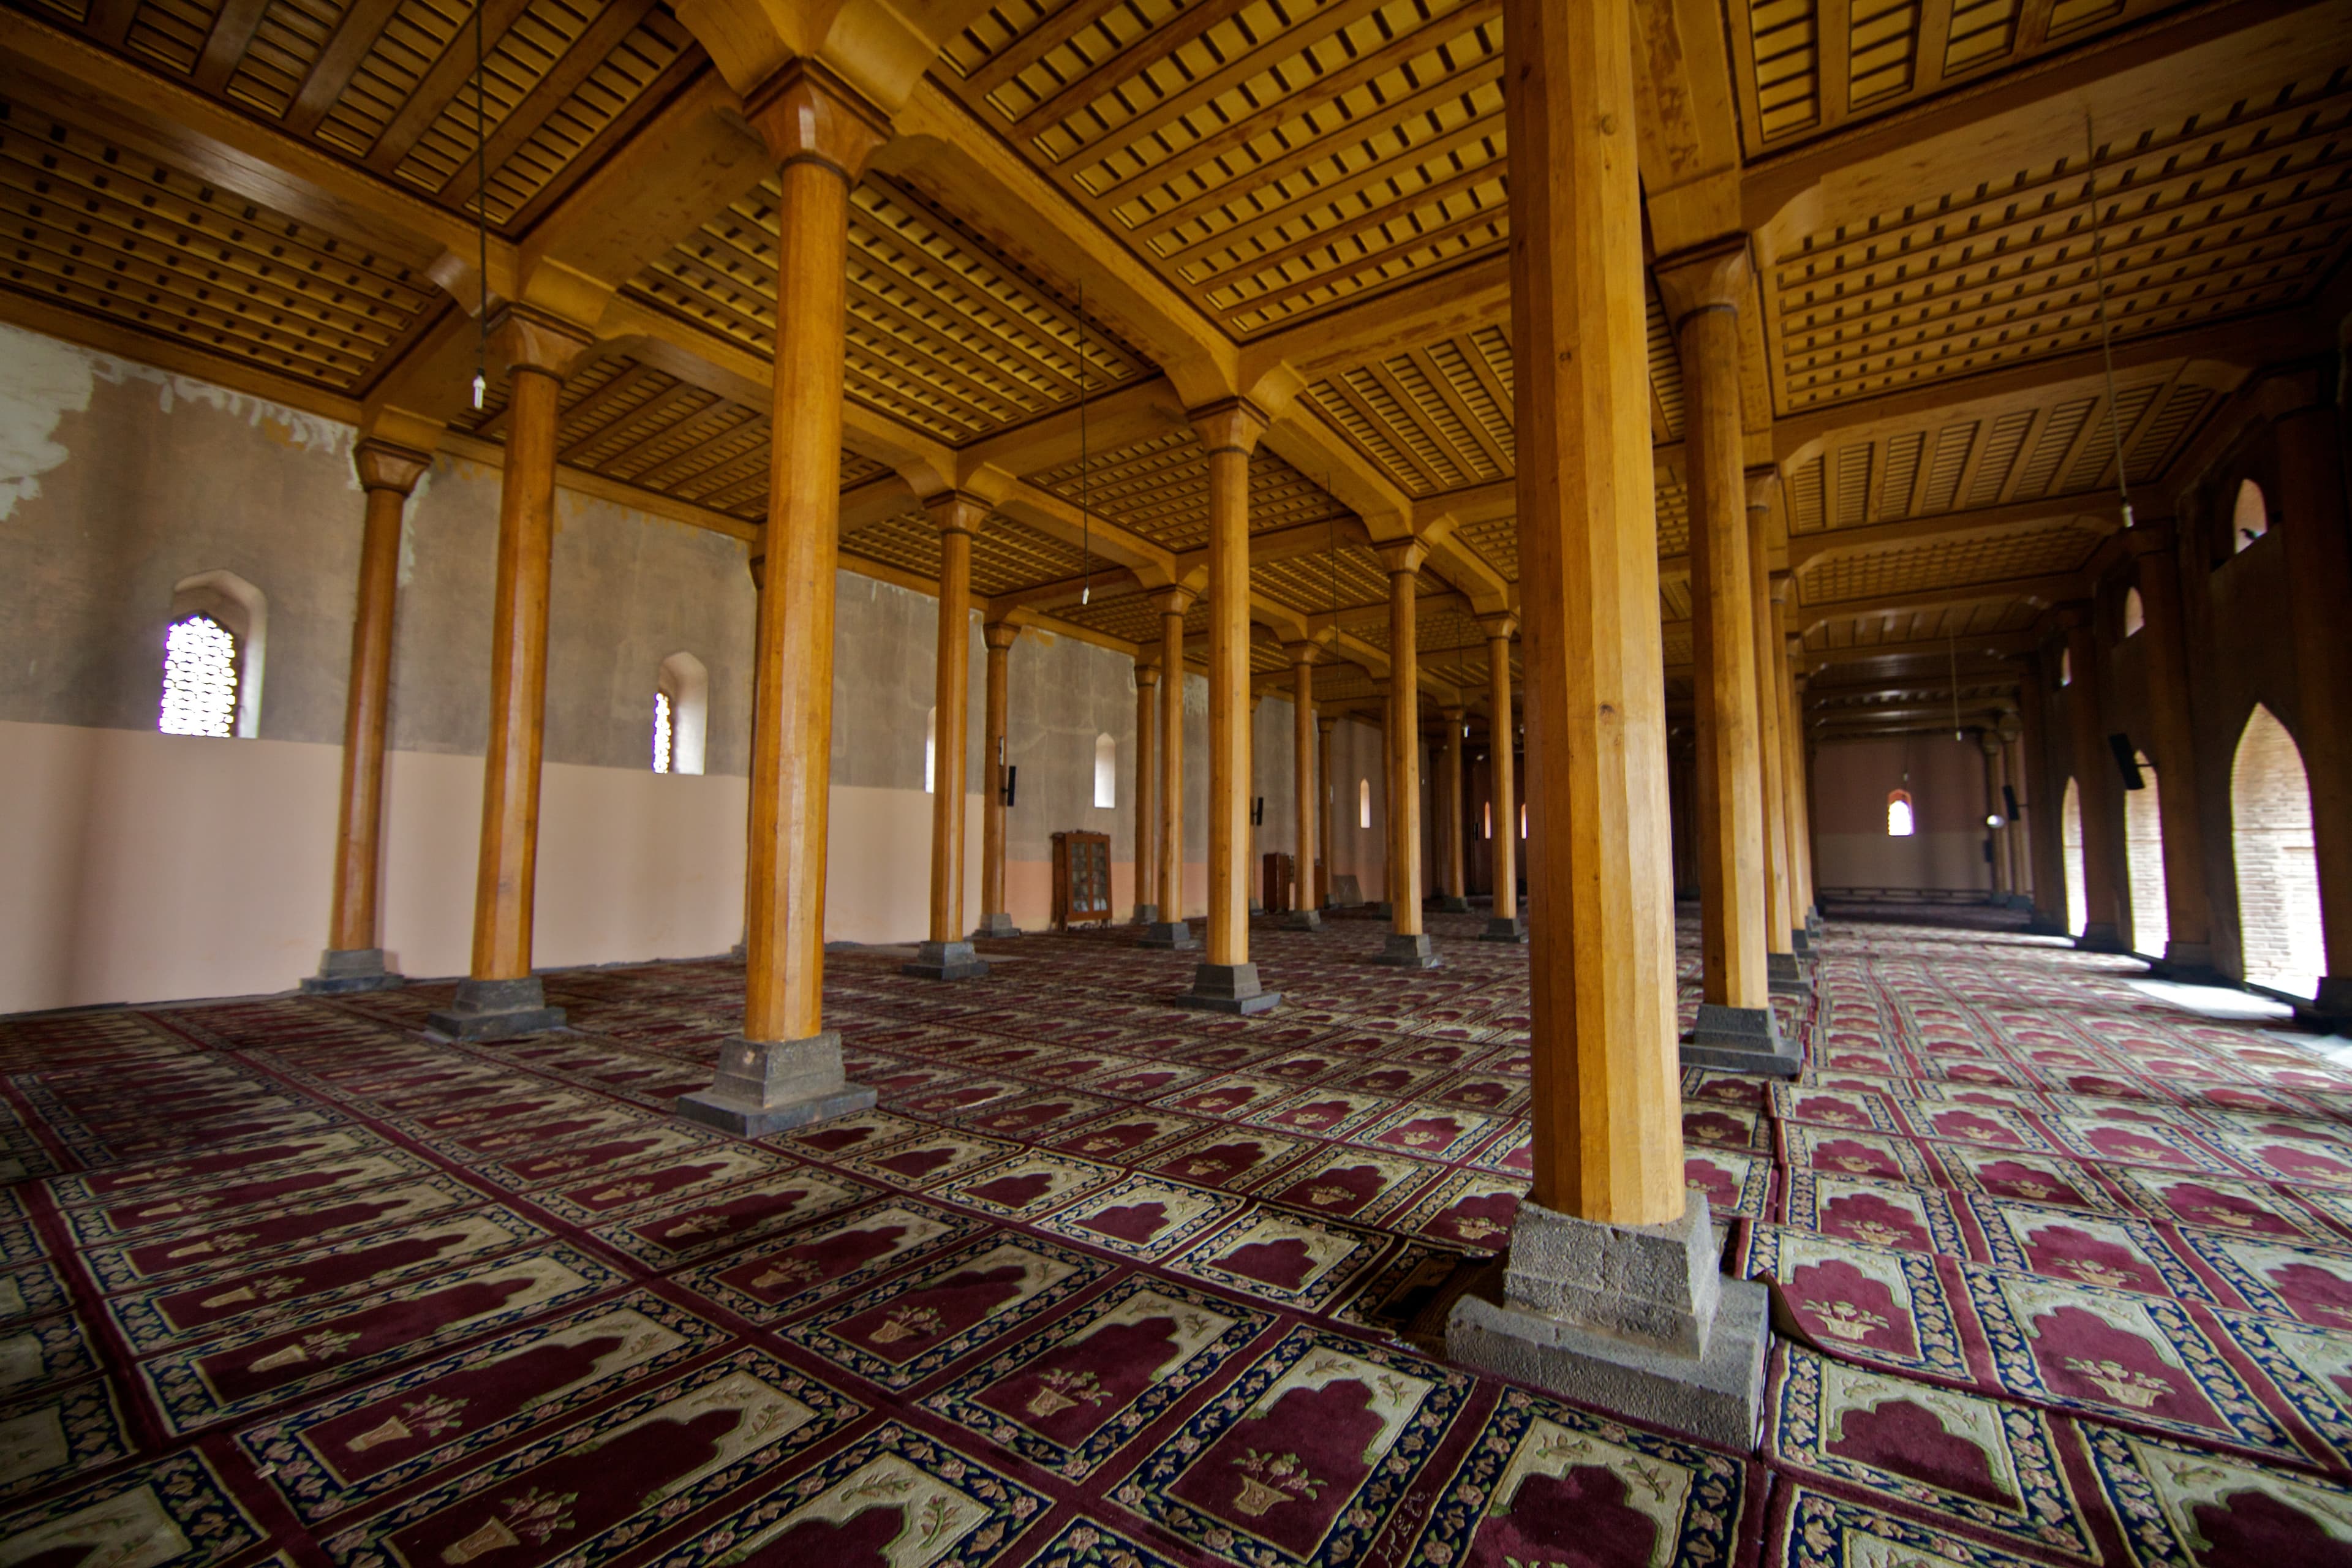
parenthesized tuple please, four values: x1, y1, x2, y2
(0, 325, 94, 521)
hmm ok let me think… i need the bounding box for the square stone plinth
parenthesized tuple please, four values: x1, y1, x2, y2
(1683, 1004, 1799, 1078)
(902, 940, 990, 981)
(427, 976, 566, 1040)
(1173, 962, 1281, 1016)
(301, 948, 404, 995)
(676, 1033, 876, 1137)
(971, 913, 1021, 939)
(1768, 952, 1809, 996)
(1139, 921, 1199, 951)
(1280, 908, 1322, 932)
(1374, 932, 1440, 968)
(1481, 916, 1527, 944)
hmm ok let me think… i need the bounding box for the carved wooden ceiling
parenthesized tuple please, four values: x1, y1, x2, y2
(938, 0, 1507, 337)
(13, 0, 696, 231)
(1, 0, 2345, 715)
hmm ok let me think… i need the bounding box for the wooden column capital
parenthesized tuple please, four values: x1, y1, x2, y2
(1316, 714, 1337, 734)
(1768, 570, 1793, 605)
(1439, 704, 1466, 723)
(1477, 612, 1518, 641)
(1188, 398, 1271, 454)
(2120, 521, 2179, 558)
(982, 620, 1022, 652)
(742, 57, 892, 180)
(1134, 662, 1162, 689)
(1282, 640, 1321, 667)
(486, 305, 594, 381)
(1149, 586, 1196, 617)
(1653, 235, 1752, 324)
(1743, 465, 1779, 514)
(1376, 540, 1429, 578)
(923, 491, 990, 536)
(353, 439, 432, 496)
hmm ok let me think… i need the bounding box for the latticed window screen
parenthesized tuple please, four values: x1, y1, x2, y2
(159, 614, 238, 737)
(654, 692, 674, 774)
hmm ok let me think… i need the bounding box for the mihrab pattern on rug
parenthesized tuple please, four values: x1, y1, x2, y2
(6, 909, 2352, 1565)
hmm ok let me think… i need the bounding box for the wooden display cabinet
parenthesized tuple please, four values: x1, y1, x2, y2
(1052, 831, 1114, 929)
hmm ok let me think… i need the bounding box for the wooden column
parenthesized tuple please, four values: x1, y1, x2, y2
(2274, 399, 2352, 1014)
(1480, 616, 1525, 941)
(680, 62, 888, 1134)
(1981, 734, 2008, 903)
(1316, 714, 1336, 907)
(2021, 666, 2068, 933)
(1133, 664, 1159, 921)
(1449, 2, 1773, 1446)
(2002, 722, 2032, 903)
(1437, 705, 1470, 910)
(903, 492, 988, 979)
(974, 620, 1021, 939)
(1374, 542, 1437, 965)
(1174, 401, 1274, 1003)
(307, 438, 432, 994)
(1773, 601, 1816, 935)
(1658, 239, 1785, 1062)
(1746, 480, 1800, 986)
(2063, 613, 2128, 951)
(1142, 589, 1197, 948)
(2128, 530, 2214, 975)
(426, 309, 590, 1041)
(1283, 644, 1322, 930)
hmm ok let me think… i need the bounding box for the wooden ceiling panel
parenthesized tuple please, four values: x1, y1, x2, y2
(1798, 518, 2101, 602)
(1058, 586, 1203, 647)
(630, 173, 1150, 443)
(0, 96, 435, 391)
(1254, 545, 1392, 617)
(1769, 74, 2352, 412)
(1023, 428, 1351, 552)
(941, 0, 1509, 336)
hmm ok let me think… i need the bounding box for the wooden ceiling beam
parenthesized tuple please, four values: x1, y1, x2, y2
(283, 0, 405, 140)
(364, 0, 538, 175)
(1800, 572, 2079, 633)
(190, 0, 270, 95)
(1789, 497, 2119, 572)
(432, 0, 662, 202)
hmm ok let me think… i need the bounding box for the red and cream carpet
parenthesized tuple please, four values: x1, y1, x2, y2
(5, 911, 2351, 1567)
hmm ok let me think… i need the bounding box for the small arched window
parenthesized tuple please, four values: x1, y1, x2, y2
(655, 652, 708, 775)
(1887, 789, 1915, 837)
(1093, 734, 1116, 808)
(2122, 588, 2144, 638)
(159, 615, 238, 737)
(159, 570, 266, 738)
(1520, 802, 1528, 839)
(1483, 801, 1493, 840)
(1358, 778, 1371, 829)
(924, 705, 938, 794)
(2060, 647, 2073, 687)
(2234, 478, 2269, 552)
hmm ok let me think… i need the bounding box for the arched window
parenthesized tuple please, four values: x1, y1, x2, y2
(159, 614, 238, 737)
(924, 706, 938, 794)
(655, 652, 708, 775)
(1093, 734, 1116, 808)
(158, 570, 266, 738)
(1358, 778, 1371, 829)
(2233, 706, 2324, 996)
(2060, 647, 2073, 686)
(1483, 801, 1493, 840)
(2234, 478, 2269, 552)
(1885, 789, 1915, 837)
(2062, 777, 2088, 938)
(2122, 588, 2145, 638)
(2124, 750, 2166, 956)
(1520, 802, 1528, 839)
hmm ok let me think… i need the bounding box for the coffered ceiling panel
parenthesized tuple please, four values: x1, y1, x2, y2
(1729, 0, 2180, 156)
(1766, 72, 2352, 412)
(16, 0, 698, 231)
(840, 510, 1094, 598)
(1803, 597, 2041, 651)
(631, 173, 1152, 444)
(1023, 427, 1352, 552)
(1798, 518, 2101, 602)
(0, 94, 437, 391)
(1253, 543, 1394, 616)
(1058, 584, 1208, 646)
(941, 0, 1508, 336)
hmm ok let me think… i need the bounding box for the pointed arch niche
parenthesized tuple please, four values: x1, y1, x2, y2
(2232, 706, 2324, 997)
(2063, 777, 2089, 939)
(2124, 750, 2166, 957)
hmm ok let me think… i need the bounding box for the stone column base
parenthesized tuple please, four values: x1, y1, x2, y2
(2076, 923, 2128, 954)
(1280, 908, 1323, 932)
(1480, 916, 1527, 944)
(301, 948, 404, 995)
(2308, 976, 2352, 1028)
(1373, 901, 1393, 918)
(1790, 927, 1812, 956)
(2005, 894, 2034, 910)
(1139, 921, 1199, 950)
(1436, 895, 1471, 913)
(971, 913, 1022, 939)
(1132, 903, 1159, 925)
(427, 976, 567, 1040)
(2152, 941, 2222, 986)
(1249, 900, 1265, 914)
(902, 940, 990, 981)
(1767, 952, 1810, 996)
(1374, 932, 1441, 968)
(1446, 1198, 1767, 1449)
(2027, 909, 2070, 936)
(676, 1032, 875, 1136)
(1174, 961, 1282, 1015)
(1683, 1003, 1800, 1077)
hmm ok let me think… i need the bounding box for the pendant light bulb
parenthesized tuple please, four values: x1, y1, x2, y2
(471, 370, 486, 411)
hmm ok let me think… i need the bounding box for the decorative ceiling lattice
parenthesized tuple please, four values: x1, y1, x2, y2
(1024, 429, 1352, 554)
(1798, 519, 2104, 604)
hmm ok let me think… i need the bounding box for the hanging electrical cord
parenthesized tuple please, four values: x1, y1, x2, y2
(2081, 108, 2134, 530)
(1948, 629, 1963, 742)
(469, 0, 488, 410)
(1326, 478, 1339, 648)
(1077, 283, 1091, 606)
